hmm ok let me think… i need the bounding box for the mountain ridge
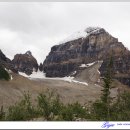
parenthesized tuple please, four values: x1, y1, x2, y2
(0, 49, 17, 73)
(1, 27, 130, 87)
(43, 27, 130, 86)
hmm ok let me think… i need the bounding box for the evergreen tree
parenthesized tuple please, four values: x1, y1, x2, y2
(101, 57, 113, 120)
(91, 57, 114, 121)
(0, 65, 10, 81)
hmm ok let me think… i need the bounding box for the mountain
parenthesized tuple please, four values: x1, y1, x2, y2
(0, 27, 129, 110)
(12, 51, 39, 75)
(43, 27, 130, 86)
(0, 49, 17, 73)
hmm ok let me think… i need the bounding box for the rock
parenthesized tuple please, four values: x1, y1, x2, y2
(39, 63, 43, 71)
(43, 27, 126, 78)
(99, 52, 130, 86)
(12, 51, 38, 75)
(44, 62, 79, 77)
(0, 49, 17, 73)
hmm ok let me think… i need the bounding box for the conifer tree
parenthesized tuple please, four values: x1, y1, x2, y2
(0, 65, 10, 81)
(101, 57, 113, 120)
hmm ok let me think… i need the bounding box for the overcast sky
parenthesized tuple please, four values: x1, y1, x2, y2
(0, 2, 130, 63)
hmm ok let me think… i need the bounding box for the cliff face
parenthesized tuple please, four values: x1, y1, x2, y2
(43, 27, 127, 78)
(99, 52, 130, 86)
(0, 50, 17, 73)
(12, 51, 38, 75)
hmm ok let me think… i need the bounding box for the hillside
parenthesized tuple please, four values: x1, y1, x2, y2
(0, 62, 127, 109)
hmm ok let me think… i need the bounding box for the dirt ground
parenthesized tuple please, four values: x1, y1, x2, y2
(0, 74, 102, 108)
(0, 62, 127, 109)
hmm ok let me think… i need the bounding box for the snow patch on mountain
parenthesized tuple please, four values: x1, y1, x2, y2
(72, 80, 88, 86)
(59, 27, 104, 44)
(97, 60, 103, 75)
(10, 75, 13, 80)
(85, 27, 103, 34)
(71, 71, 77, 75)
(53, 76, 88, 86)
(19, 70, 46, 79)
(4, 68, 13, 80)
(97, 70, 100, 74)
(19, 71, 88, 86)
(80, 62, 95, 68)
(59, 31, 87, 44)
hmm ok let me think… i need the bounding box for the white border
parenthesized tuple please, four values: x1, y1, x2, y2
(0, 1, 130, 130)
(0, 0, 130, 2)
(0, 122, 130, 129)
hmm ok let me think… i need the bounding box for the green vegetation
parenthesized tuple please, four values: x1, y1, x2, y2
(0, 65, 10, 81)
(1, 89, 130, 121)
(1, 90, 88, 121)
(110, 91, 130, 121)
(6, 92, 38, 121)
(37, 90, 87, 121)
(37, 91, 62, 120)
(58, 102, 87, 121)
(0, 106, 5, 121)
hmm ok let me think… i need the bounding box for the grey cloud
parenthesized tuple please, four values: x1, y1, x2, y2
(0, 2, 130, 63)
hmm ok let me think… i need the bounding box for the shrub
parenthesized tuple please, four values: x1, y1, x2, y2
(0, 106, 5, 121)
(90, 100, 108, 121)
(37, 90, 63, 120)
(6, 92, 37, 121)
(59, 102, 87, 121)
(51, 94, 63, 115)
(110, 91, 130, 121)
(37, 93, 52, 120)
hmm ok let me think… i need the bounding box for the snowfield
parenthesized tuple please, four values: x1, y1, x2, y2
(19, 70, 88, 86)
(19, 70, 46, 79)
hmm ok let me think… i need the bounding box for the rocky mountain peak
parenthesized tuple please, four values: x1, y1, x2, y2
(0, 49, 6, 61)
(12, 51, 38, 75)
(84, 27, 105, 34)
(43, 27, 130, 87)
(25, 51, 32, 56)
(0, 50, 17, 73)
(58, 27, 107, 45)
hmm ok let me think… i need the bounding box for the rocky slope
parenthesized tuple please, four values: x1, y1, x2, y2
(99, 52, 130, 86)
(12, 51, 38, 75)
(43, 27, 130, 86)
(0, 50, 17, 73)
